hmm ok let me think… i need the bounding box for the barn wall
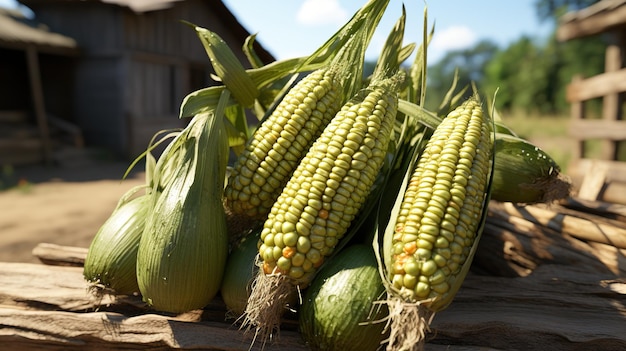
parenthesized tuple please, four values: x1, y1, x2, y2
(73, 57, 126, 154)
(25, 2, 125, 55)
(19, 0, 265, 159)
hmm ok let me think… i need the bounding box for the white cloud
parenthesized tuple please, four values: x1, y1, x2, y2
(430, 25, 478, 55)
(296, 0, 349, 27)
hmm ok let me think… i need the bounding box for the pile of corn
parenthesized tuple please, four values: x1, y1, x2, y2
(83, 1, 571, 350)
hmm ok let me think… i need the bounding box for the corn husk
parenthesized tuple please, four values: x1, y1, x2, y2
(83, 189, 150, 296)
(491, 133, 571, 204)
(136, 94, 230, 313)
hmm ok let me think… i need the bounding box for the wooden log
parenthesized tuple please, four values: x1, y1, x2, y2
(475, 208, 622, 277)
(482, 202, 626, 276)
(495, 202, 626, 249)
(560, 196, 626, 222)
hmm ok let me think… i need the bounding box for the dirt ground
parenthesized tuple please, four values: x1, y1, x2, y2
(0, 158, 146, 264)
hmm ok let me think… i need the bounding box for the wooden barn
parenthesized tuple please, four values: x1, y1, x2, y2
(0, 7, 80, 166)
(0, 0, 274, 166)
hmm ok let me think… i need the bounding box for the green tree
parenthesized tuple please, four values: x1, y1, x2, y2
(483, 36, 551, 113)
(425, 39, 498, 111)
(535, 0, 601, 21)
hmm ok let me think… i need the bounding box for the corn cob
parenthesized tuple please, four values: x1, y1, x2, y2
(243, 75, 402, 343)
(225, 68, 343, 220)
(259, 77, 400, 284)
(384, 97, 493, 351)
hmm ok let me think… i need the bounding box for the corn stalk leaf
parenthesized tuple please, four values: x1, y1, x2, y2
(397, 99, 442, 130)
(407, 9, 434, 105)
(372, 4, 408, 79)
(179, 0, 391, 119)
(223, 102, 249, 155)
(243, 33, 264, 69)
(188, 23, 259, 108)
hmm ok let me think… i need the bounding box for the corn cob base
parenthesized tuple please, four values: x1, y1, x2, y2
(385, 299, 434, 351)
(239, 269, 298, 345)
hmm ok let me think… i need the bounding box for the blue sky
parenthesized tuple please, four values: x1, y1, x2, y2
(221, 0, 555, 63)
(1, 0, 555, 64)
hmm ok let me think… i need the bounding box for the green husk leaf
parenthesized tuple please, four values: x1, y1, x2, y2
(406, 8, 434, 106)
(189, 23, 259, 108)
(179, 0, 392, 120)
(491, 133, 571, 204)
(221, 228, 262, 318)
(243, 33, 265, 69)
(372, 5, 409, 80)
(84, 192, 151, 296)
(136, 91, 231, 314)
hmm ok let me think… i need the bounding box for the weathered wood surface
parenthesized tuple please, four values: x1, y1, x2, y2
(1, 200, 625, 350)
(0, 262, 307, 351)
(0, 261, 624, 351)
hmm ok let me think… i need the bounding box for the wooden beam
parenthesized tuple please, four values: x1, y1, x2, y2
(600, 43, 623, 159)
(566, 67, 626, 102)
(568, 158, 626, 184)
(25, 45, 52, 164)
(557, 3, 626, 41)
(569, 75, 585, 160)
(568, 119, 626, 140)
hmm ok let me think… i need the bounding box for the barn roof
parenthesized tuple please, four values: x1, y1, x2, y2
(16, 0, 275, 64)
(100, 0, 184, 13)
(0, 7, 78, 54)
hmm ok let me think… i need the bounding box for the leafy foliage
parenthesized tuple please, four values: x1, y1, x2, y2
(422, 0, 606, 116)
(535, 0, 602, 22)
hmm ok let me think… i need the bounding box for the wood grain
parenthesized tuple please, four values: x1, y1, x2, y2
(1, 199, 625, 350)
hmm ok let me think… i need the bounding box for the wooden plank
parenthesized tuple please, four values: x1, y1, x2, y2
(568, 119, 626, 140)
(497, 202, 626, 250)
(602, 181, 626, 205)
(569, 75, 585, 160)
(0, 262, 305, 351)
(0, 257, 624, 351)
(0, 308, 308, 351)
(31, 243, 87, 267)
(600, 43, 623, 159)
(577, 160, 608, 200)
(562, 196, 626, 221)
(568, 158, 626, 184)
(25, 45, 52, 165)
(566, 68, 626, 102)
(557, 1, 626, 41)
(0, 110, 29, 123)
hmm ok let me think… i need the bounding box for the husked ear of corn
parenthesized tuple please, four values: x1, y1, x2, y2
(225, 68, 343, 221)
(242, 74, 403, 344)
(83, 191, 150, 296)
(383, 96, 494, 351)
(136, 106, 229, 314)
